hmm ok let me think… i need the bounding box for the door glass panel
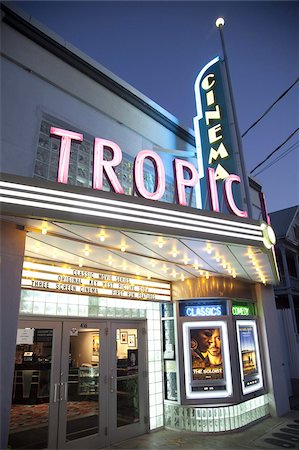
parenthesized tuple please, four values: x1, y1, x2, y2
(116, 328, 139, 427)
(66, 328, 99, 441)
(8, 328, 53, 449)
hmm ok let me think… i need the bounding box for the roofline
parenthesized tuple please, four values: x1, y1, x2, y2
(1, 3, 196, 147)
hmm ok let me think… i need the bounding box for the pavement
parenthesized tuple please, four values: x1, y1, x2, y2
(103, 397, 299, 450)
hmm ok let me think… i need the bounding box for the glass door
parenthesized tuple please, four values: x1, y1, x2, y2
(8, 320, 62, 450)
(9, 320, 149, 450)
(57, 321, 108, 449)
(109, 321, 148, 444)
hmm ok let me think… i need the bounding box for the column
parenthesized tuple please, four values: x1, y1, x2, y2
(255, 283, 290, 416)
(0, 221, 26, 450)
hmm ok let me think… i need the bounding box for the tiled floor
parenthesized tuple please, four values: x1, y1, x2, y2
(103, 408, 299, 449)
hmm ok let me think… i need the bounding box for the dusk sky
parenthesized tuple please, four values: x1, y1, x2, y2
(12, 1, 299, 213)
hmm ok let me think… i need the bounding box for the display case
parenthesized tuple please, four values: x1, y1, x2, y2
(78, 367, 99, 395)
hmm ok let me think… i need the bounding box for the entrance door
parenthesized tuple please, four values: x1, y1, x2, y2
(8, 320, 62, 450)
(8, 319, 148, 449)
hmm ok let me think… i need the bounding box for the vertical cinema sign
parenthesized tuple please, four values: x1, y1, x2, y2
(193, 56, 247, 218)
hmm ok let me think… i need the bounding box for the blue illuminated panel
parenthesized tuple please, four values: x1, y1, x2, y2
(179, 301, 227, 317)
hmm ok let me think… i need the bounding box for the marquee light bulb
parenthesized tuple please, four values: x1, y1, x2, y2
(121, 245, 126, 252)
(158, 240, 164, 248)
(206, 244, 212, 254)
(172, 250, 177, 258)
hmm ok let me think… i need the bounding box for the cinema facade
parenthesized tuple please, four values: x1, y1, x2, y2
(0, 5, 290, 450)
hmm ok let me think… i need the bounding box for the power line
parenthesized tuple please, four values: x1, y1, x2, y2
(242, 78, 299, 138)
(250, 128, 299, 174)
(253, 140, 299, 176)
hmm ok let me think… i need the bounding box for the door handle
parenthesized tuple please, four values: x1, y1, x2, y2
(64, 382, 68, 401)
(53, 383, 58, 403)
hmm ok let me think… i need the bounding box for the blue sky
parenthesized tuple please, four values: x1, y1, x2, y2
(12, 1, 299, 212)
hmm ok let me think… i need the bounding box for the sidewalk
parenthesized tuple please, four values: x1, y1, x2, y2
(104, 400, 299, 449)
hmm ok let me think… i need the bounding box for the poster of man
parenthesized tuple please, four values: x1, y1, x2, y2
(239, 325, 258, 377)
(190, 327, 224, 381)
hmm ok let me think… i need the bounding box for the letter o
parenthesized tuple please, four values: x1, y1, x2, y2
(134, 150, 165, 200)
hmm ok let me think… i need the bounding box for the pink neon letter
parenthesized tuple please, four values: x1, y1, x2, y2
(134, 150, 165, 200)
(207, 168, 220, 212)
(174, 159, 199, 206)
(50, 127, 83, 184)
(93, 138, 124, 194)
(224, 174, 248, 218)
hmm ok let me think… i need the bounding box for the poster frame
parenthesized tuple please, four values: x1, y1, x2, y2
(182, 320, 232, 399)
(236, 320, 263, 395)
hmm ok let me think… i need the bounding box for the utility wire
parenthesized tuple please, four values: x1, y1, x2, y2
(254, 140, 299, 176)
(250, 128, 299, 174)
(242, 78, 299, 138)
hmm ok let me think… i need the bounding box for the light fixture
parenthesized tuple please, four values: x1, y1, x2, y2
(172, 250, 178, 258)
(41, 222, 48, 235)
(216, 17, 225, 28)
(216, 255, 221, 262)
(206, 244, 212, 254)
(222, 260, 227, 269)
(232, 272, 236, 278)
(163, 265, 168, 273)
(99, 230, 106, 242)
(181, 274, 185, 281)
(84, 248, 90, 257)
(147, 274, 151, 280)
(158, 239, 164, 249)
(205, 272, 210, 279)
(184, 258, 188, 265)
(79, 259, 83, 268)
(121, 244, 126, 252)
(172, 270, 177, 278)
(194, 264, 199, 270)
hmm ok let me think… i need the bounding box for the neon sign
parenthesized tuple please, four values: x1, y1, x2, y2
(179, 301, 227, 317)
(185, 305, 222, 317)
(193, 57, 247, 218)
(50, 127, 244, 217)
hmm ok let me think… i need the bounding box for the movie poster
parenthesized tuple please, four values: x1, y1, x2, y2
(238, 325, 258, 379)
(190, 327, 224, 381)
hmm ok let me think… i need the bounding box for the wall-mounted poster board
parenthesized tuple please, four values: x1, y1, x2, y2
(182, 321, 232, 399)
(236, 320, 263, 395)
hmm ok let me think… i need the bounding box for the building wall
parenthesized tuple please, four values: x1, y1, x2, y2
(1, 22, 195, 182)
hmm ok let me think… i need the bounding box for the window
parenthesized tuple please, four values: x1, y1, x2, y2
(286, 250, 297, 278)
